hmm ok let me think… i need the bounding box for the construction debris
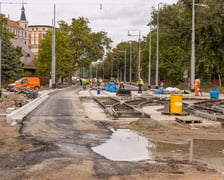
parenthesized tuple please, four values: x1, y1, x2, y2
(0, 87, 39, 114)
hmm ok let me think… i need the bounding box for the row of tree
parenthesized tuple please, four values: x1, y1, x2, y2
(101, 0, 224, 87)
(35, 17, 112, 83)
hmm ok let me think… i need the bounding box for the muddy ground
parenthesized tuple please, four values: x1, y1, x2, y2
(1, 89, 224, 180)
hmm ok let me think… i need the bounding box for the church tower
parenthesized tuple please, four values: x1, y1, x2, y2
(18, 3, 29, 45)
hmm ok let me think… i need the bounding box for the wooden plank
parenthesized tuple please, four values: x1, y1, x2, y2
(176, 117, 202, 124)
(161, 112, 189, 116)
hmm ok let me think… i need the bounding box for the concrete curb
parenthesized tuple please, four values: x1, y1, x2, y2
(6, 92, 50, 126)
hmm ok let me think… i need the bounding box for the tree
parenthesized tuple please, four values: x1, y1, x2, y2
(35, 29, 74, 81)
(59, 17, 112, 77)
(1, 29, 23, 84)
(138, 0, 224, 86)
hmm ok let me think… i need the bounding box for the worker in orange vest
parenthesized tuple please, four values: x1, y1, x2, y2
(194, 78, 201, 96)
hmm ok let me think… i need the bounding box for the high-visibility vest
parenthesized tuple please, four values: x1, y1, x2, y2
(139, 79, 144, 85)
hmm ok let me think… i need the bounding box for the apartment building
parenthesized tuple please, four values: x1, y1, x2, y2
(28, 25, 52, 56)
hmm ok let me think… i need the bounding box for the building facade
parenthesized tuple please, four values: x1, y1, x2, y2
(5, 4, 52, 73)
(28, 25, 52, 56)
(6, 5, 29, 45)
(6, 4, 52, 57)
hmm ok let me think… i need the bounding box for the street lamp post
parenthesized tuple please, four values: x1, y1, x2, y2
(0, 20, 2, 97)
(138, 32, 141, 79)
(51, 4, 56, 89)
(103, 60, 104, 80)
(155, 2, 164, 89)
(124, 49, 127, 82)
(190, 0, 195, 92)
(128, 31, 141, 79)
(148, 24, 152, 89)
(118, 50, 127, 82)
(129, 41, 132, 84)
(111, 58, 113, 79)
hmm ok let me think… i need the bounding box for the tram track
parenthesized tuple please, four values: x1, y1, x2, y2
(88, 90, 152, 119)
(88, 88, 224, 124)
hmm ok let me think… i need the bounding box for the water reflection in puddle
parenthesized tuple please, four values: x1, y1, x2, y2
(92, 129, 154, 161)
(92, 129, 224, 173)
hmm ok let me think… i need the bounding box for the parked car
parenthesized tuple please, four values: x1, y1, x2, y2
(7, 77, 40, 92)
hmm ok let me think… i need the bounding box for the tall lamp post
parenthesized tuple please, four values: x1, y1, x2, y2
(51, 4, 56, 88)
(124, 49, 127, 82)
(118, 49, 127, 82)
(129, 41, 132, 84)
(148, 23, 152, 89)
(111, 58, 113, 79)
(190, 1, 209, 91)
(155, 2, 164, 89)
(190, 0, 195, 92)
(0, 19, 2, 97)
(128, 31, 141, 79)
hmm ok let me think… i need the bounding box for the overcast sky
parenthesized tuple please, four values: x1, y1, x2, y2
(1, 0, 178, 45)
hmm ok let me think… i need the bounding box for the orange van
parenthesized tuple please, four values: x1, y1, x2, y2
(7, 77, 40, 92)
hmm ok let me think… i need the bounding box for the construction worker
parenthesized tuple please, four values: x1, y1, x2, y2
(160, 81, 164, 89)
(194, 78, 201, 96)
(138, 78, 144, 94)
(119, 81, 125, 89)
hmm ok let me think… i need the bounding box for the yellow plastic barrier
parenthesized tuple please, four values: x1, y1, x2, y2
(170, 95, 183, 114)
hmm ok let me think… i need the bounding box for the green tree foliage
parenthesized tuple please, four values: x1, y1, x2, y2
(140, 0, 224, 86)
(59, 17, 112, 77)
(1, 29, 23, 84)
(105, 0, 224, 86)
(105, 41, 139, 82)
(35, 29, 73, 80)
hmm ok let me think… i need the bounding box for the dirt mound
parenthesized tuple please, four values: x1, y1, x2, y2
(129, 118, 162, 128)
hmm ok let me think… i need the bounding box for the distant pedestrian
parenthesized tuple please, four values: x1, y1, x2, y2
(80, 78, 82, 86)
(119, 81, 125, 89)
(138, 78, 144, 94)
(160, 81, 164, 89)
(194, 78, 201, 96)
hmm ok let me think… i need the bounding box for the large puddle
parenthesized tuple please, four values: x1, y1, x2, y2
(92, 129, 224, 173)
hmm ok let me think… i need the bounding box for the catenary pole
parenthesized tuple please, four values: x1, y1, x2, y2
(190, 0, 195, 91)
(148, 24, 152, 89)
(51, 4, 56, 88)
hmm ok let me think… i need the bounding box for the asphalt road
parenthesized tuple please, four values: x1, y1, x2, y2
(12, 86, 152, 179)
(21, 86, 110, 145)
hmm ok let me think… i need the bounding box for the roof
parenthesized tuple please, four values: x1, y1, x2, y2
(11, 39, 36, 70)
(29, 25, 52, 28)
(20, 5, 27, 21)
(7, 20, 23, 29)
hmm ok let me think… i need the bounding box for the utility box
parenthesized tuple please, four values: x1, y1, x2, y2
(170, 95, 183, 114)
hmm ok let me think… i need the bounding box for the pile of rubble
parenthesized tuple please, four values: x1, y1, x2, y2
(0, 87, 39, 114)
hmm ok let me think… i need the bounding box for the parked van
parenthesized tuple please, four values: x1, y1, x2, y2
(7, 77, 40, 92)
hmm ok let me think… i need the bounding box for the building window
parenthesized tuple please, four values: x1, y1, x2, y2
(32, 28, 34, 31)
(36, 28, 38, 31)
(43, 28, 45, 31)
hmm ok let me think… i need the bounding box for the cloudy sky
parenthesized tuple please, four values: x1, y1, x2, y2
(1, 0, 178, 45)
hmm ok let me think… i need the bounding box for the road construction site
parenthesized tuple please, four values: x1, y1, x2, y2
(0, 85, 224, 180)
